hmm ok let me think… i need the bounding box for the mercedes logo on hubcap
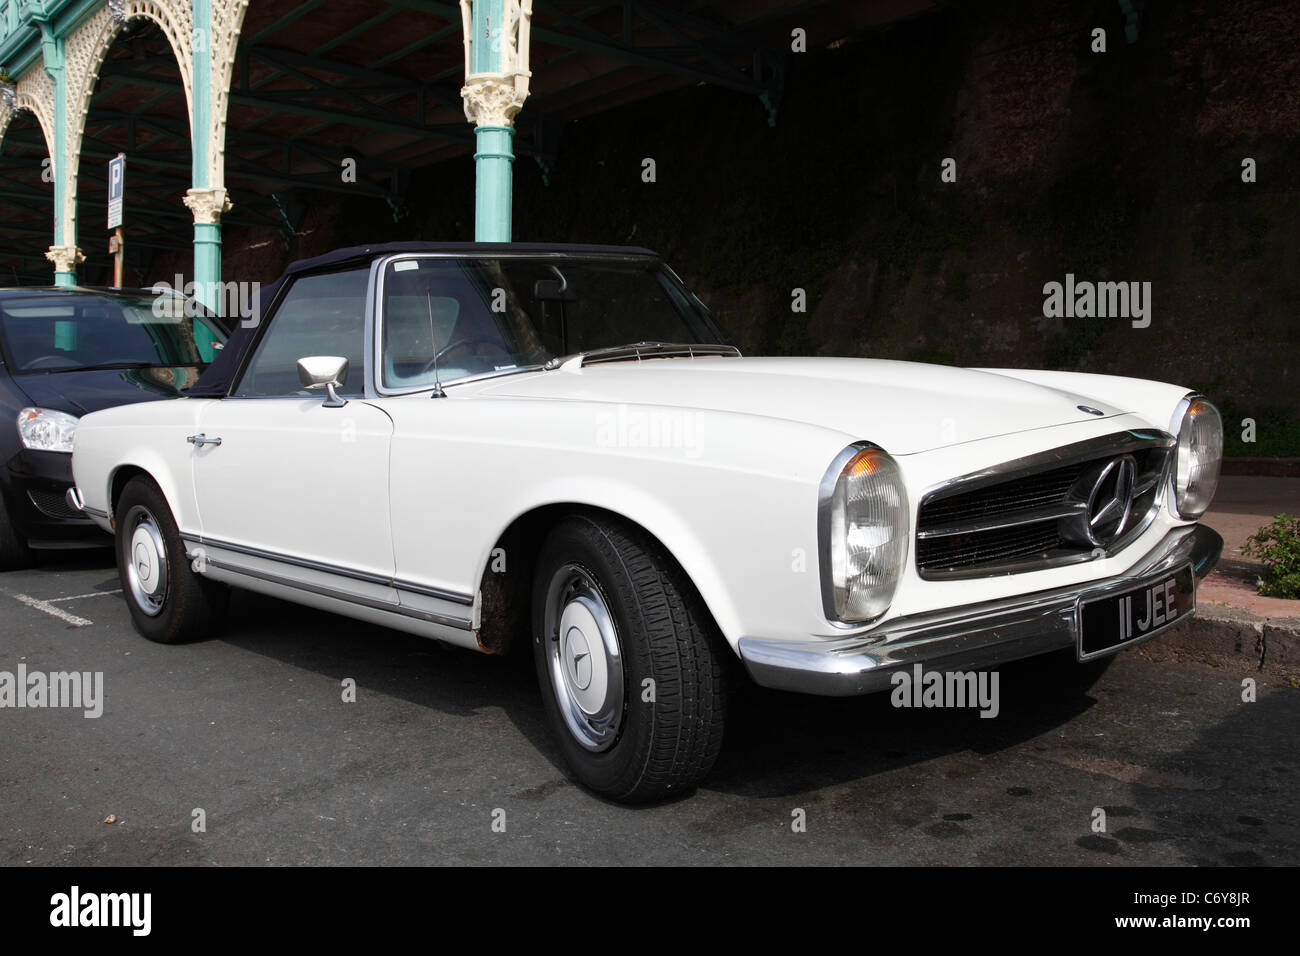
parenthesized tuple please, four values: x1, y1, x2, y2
(134, 543, 152, 578)
(565, 627, 593, 691)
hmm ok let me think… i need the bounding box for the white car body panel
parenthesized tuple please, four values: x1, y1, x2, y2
(73, 358, 1194, 650)
(973, 368, 1191, 435)
(68, 250, 1218, 696)
(467, 356, 1131, 455)
(72, 397, 207, 531)
(192, 398, 396, 584)
(379, 387, 847, 645)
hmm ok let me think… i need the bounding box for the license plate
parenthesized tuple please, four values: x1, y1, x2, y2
(1076, 564, 1195, 660)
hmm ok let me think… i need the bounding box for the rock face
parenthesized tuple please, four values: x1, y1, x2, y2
(175, 0, 1299, 431)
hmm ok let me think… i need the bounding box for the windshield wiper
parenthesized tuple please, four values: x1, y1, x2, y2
(22, 361, 159, 374)
(542, 341, 741, 370)
(61, 362, 158, 372)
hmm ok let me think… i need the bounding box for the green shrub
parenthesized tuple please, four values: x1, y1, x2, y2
(1242, 514, 1300, 600)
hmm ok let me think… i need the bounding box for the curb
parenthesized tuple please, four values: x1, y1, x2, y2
(1138, 604, 1300, 683)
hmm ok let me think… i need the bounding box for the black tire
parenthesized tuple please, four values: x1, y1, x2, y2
(115, 476, 227, 643)
(0, 494, 34, 571)
(532, 514, 729, 802)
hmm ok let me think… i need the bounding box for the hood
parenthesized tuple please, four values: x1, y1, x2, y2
(469, 356, 1130, 455)
(12, 365, 204, 416)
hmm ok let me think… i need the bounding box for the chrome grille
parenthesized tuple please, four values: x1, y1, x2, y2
(919, 465, 1087, 526)
(916, 432, 1173, 580)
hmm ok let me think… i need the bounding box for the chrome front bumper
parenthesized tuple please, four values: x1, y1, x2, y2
(738, 524, 1223, 696)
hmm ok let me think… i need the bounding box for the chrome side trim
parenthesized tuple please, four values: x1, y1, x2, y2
(180, 533, 476, 606)
(392, 577, 476, 603)
(60, 487, 106, 520)
(740, 523, 1222, 697)
(200, 555, 474, 631)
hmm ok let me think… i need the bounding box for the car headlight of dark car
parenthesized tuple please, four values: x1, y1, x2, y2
(16, 407, 79, 454)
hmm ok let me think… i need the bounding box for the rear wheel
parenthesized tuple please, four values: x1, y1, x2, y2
(115, 476, 227, 643)
(532, 515, 729, 802)
(0, 494, 34, 571)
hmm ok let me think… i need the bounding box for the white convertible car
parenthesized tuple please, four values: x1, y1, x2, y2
(68, 242, 1224, 801)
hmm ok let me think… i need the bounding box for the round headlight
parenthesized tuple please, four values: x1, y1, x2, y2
(820, 445, 908, 624)
(16, 407, 78, 453)
(1172, 396, 1222, 518)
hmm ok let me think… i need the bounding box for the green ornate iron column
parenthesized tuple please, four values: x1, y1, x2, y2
(459, 0, 531, 242)
(35, 18, 78, 286)
(184, 0, 225, 360)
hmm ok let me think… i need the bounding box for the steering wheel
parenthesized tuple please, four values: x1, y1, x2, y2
(418, 336, 511, 376)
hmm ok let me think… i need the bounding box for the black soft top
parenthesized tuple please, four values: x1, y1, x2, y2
(186, 242, 659, 398)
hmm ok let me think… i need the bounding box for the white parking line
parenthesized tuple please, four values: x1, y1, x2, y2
(6, 592, 94, 627)
(46, 590, 121, 604)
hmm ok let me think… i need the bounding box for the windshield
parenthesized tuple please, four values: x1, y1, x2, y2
(379, 256, 724, 390)
(0, 294, 227, 373)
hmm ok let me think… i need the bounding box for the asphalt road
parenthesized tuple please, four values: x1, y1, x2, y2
(2, 549, 1297, 866)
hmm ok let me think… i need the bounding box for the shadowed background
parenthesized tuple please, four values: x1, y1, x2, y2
(66, 0, 1300, 447)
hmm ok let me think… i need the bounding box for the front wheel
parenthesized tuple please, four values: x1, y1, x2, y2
(532, 515, 729, 802)
(115, 476, 228, 644)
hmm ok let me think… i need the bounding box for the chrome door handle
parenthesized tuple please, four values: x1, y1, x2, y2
(187, 434, 222, 447)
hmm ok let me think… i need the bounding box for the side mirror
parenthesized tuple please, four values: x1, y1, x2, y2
(297, 356, 349, 408)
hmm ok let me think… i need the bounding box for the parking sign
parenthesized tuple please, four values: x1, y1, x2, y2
(107, 154, 125, 229)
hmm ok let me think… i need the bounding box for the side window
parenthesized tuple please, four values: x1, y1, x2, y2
(380, 259, 528, 390)
(233, 268, 369, 397)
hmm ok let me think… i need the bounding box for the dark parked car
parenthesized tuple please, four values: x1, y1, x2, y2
(0, 287, 227, 568)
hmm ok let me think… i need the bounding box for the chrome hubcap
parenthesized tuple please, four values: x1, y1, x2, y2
(545, 564, 624, 752)
(124, 506, 168, 616)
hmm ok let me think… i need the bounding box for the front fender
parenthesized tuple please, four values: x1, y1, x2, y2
(71, 399, 210, 534)
(478, 478, 758, 650)
(385, 399, 853, 651)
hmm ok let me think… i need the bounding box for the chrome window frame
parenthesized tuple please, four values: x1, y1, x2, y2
(368, 250, 663, 398)
(228, 263, 374, 400)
